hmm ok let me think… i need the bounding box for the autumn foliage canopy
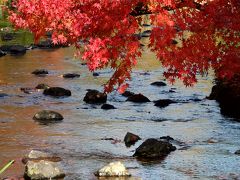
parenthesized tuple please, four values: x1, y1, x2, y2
(9, 0, 240, 93)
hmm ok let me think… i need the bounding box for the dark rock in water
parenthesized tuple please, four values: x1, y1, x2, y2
(10, 45, 26, 55)
(0, 93, 8, 98)
(160, 136, 174, 142)
(24, 160, 65, 179)
(133, 138, 176, 159)
(169, 89, 176, 93)
(83, 90, 107, 104)
(124, 132, 141, 147)
(33, 110, 63, 121)
(63, 73, 80, 78)
(43, 87, 71, 97)
(35, 83, 50, 90)
(0, 45, 26, 55)
(190, 98, 202, 102)
(32, 69, 49, 76)
(0, 50, 6, 57)
(93, 72, 99, 77)
(101, 104, 116, 110)
(121, 91, 135, 97)
(1, 33, 14, 41)
(22, 150, 62, 164)
(126, 93, 150, 103)
(235, 150, 240, 155)
(36, 39, 68, 49)
(20, 87, 37, 94)
(208, 75, 240, 119)
(150, 81, 167, 87)
(154, 99, 176, 108)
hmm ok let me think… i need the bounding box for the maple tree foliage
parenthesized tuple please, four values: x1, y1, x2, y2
(9, 0, 240, 93)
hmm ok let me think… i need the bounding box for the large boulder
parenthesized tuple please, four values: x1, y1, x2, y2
(95, 161, 131, 177)
(43, 87, 71, 97)
(83, 90, 107, 104)
(126, 93, 150, 103)
(208, 75, 240, 119)
(133, 138, 176, 159)
(33, 110, 63, 121)
(24, 160, 65, 179)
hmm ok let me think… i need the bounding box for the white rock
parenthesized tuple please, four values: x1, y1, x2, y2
(25, 160, 65, 179)
(96, 161, 131, 177)
(28, 150, 51, 159)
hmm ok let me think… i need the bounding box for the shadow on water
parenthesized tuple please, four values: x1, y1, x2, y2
(0, 32, 240, 179)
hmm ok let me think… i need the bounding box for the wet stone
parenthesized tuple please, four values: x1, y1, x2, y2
(124, 132, 141, 147)
(22, 150, 62, 164)
(235, 150, 240, 155)
(95, 161, 131, 177)
(63, 73, 80, 78)
(83, 90, 107, 104)
(154, 99, 176, 108)
(33, 110, 63, 121)
(126, 93, 150, 103)
(121, 91, 135, 97)
(35, 84, 50, 90)
(43, 87, 71, 97)
(101, 104, 116, 110)
(0, 50, 6, 57)
(32, 69, 49, 76)
(93, 72, 99, 77)
(150, 81, 167, 87)
(160, 136, 174, 142)
(0, 93, 8, 98)
(133, 138, 176, 159)
(20, 88, 37, 94)
(0, 45, 26, 55)
(24, 160, 65, 179)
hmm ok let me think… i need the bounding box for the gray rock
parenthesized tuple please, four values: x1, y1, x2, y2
(95, 161, 131, 177)
(150, 81, 167, 87)
(33, 110, 63, 121)
(24, 160, 65, 179)
(235, 150, 240, 155)
(43, 87, 71, 97)
(133, 138, 176, 159)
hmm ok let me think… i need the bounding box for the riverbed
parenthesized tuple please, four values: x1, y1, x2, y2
(0, 41, 240, 179)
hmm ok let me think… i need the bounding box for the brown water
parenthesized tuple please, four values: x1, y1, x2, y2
(0, 44, 240, 180)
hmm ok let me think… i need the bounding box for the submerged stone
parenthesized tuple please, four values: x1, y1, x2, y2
(32, 69, 49, 76)
(101, 104, 116, 110)
(33, 110, 63, 121)
(126, 93, 150, 103)
(35, 84, 50, 90)
(95, 161, 131, 177)
(63, 73, 80, 78)
(43, 87, 71, 97)
(150, 81, 167, 87)
(154, 99, 176, 108)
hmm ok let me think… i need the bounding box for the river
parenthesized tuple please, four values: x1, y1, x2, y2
(0, 36, 240, 179)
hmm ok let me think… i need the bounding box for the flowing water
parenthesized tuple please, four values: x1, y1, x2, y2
(0, 37, 240, 180)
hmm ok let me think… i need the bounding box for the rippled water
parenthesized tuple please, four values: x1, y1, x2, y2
(0, 44, 240, 180)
